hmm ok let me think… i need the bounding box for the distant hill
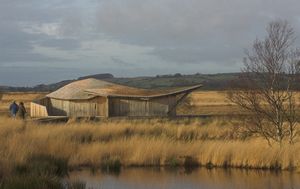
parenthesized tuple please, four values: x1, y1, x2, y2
(0, 73, 240, 92)
(107, 73, 239, 90)
(0, 73, 114, 92)
(78, 73, 114, 80)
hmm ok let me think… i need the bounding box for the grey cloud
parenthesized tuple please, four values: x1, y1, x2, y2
(38, 38, 81, 50)
(0, 22, 47, 63)
(1, 0, 300, 86)
(151, 45, 243, 64)
(95, 0, 300, 64)
(0, 1, 59, 23)
(59, 16, 84, 36)
(0, 0, 93, 65)
(95, 0, 264, 46)
(111, 57, 135, 67)
(0, 66, 95, 86)
(0, 21, 71, 63)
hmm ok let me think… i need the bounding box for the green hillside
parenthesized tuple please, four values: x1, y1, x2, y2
(0, 73, 240, 92)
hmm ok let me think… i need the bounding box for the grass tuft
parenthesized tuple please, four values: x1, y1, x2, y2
(0, 175, 63, 189)
(100, 156, 121, 173)
(14, 154, 68, 177)
(0, 116, 299, 173)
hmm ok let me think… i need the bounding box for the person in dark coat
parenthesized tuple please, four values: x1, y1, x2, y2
(18, 102, 27, 119)
(9, 101, 19, 117)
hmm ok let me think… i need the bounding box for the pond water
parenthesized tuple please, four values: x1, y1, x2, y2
(69, 167, 300, 189)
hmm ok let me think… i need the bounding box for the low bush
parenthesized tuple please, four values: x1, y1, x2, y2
(14, 154, 68, 177)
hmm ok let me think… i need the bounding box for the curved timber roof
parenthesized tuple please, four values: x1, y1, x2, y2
(46, 78, 202, 100)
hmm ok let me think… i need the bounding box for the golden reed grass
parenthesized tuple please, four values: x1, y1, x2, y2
(0, 116, 299, 171)
(2, 91, 300, 115)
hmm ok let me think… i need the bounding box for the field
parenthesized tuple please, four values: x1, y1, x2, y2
(1, 91, 300, 170)
(177, 91, 244, 115)
(0, 91, 243, 116)
(3, 90, 299, 116)
(0, 91, 300, 170)
(0, 116, 299, 172)
(1, 91, 300, 188)
(0, 92, 47, 116)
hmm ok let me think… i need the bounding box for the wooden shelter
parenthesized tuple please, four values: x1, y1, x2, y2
(30, 78, 202, 118)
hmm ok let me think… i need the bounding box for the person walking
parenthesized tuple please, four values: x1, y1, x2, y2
(18, 102, 27, 120)
(9, 101, 19, 118)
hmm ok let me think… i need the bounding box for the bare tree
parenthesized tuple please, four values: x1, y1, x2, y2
(228, 20, 300, 146)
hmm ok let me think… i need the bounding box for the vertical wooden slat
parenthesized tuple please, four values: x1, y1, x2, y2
(30, 102, 48, 117)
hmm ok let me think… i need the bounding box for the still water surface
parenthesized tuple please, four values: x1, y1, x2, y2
(70, 168, 300, 189)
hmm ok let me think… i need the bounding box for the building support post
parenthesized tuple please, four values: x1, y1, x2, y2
(167, 92, 190, 116)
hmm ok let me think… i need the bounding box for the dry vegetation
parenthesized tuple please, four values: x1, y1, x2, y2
(178, 91, 300, 115)
(1, 91, 300, 175)
(0, 116, 300, 173)
(177, 91, 243, 115)
(0, 91, 243, 116)
(2, 91, 299, 116)
(0, 92, 47, 116)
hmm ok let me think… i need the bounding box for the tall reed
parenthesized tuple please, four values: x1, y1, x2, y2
(0, 116, 299, 172)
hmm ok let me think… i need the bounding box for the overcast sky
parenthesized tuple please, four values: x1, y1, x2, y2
(1, 0, 300, 86)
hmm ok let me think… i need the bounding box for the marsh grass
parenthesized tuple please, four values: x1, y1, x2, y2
(0, 175, 63, 189)
(0, 143, 80, 189)
(64, 180, 86, 189)
(0, 176, 86, 189)
(0, 116, 299, 174)
(100, 156, 121, 173)
(14, 154, 68, 177)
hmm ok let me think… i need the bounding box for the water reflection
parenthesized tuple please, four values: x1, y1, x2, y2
(69, 167, 300, 189)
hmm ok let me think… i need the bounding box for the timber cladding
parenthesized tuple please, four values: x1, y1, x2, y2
(44, 96, 176, 117)
(30, 78, 202, 118)
(48, 97, 108, 117)
(108, 96, 176, 117)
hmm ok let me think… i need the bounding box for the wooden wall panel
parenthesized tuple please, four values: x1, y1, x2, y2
(98, 97, 107, 117)
(30, 98, 50, 117)
(109, 95, 177, 117)
(31, 95, 177, 118)
(30, 102, 48, 117)
(47, 97, 107, 117)
(49, 99, 68, 116)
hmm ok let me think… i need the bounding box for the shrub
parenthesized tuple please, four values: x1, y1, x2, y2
(101, 156, 121, 173)
(14, 154, 68, 177)
(0, 175, 63, 189)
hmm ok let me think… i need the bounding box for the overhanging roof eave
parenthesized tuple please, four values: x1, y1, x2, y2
(85, 84, 203, 99)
